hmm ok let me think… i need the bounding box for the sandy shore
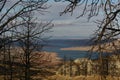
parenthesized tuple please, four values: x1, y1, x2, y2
(61, 39, 120, 53)
(61, 46, 91, 51)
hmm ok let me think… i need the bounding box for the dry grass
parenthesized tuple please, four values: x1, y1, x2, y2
(48, 75, 120, 80)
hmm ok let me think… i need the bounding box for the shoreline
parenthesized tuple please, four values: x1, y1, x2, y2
(60, 39, 120, 53)
(61, 46, 91, 51)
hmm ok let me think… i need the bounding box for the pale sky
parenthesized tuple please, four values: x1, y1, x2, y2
(8, 1, 103, 39)
(39, 2, 102, 39)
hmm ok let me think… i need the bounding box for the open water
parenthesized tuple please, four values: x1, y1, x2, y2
(42, 39, 100, 60)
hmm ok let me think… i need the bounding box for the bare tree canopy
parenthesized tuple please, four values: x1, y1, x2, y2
(2, 0, 120, 45)
(0, 1, 54, 79)
(55, 0, 120, 43)
(0, 0, 49, 36)
(58, 1, 120, 79)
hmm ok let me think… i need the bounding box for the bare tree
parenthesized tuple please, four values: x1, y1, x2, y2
(58, 0, 120, 44)
(0, 0, 49, 48)
(13, 11, 53, 80)
(55, 0, 120, 79)
(0, 1, 55, 79)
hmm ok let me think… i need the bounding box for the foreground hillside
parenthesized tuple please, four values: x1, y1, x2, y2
(48, 75, 120, 80)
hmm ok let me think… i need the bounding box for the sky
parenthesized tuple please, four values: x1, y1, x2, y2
(6, 0, 102, 39)
(39, 1, 101, 39)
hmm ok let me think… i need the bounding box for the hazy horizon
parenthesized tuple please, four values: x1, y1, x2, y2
(41, 2, 102, 39)
(49, 35, 91, 39)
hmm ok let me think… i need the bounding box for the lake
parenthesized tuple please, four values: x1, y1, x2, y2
(42, 39, 100, 60)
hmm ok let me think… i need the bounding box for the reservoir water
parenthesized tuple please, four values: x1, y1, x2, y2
(42, 39, 99, 60)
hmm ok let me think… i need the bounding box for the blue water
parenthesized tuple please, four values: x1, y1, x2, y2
(42, 39, 100, 60)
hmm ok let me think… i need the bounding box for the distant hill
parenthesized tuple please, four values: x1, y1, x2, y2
(44, 39, 91, 48)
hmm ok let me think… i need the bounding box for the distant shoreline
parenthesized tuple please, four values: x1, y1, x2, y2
(61, 46, 91, 51)
(60, 39, 120, 53)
